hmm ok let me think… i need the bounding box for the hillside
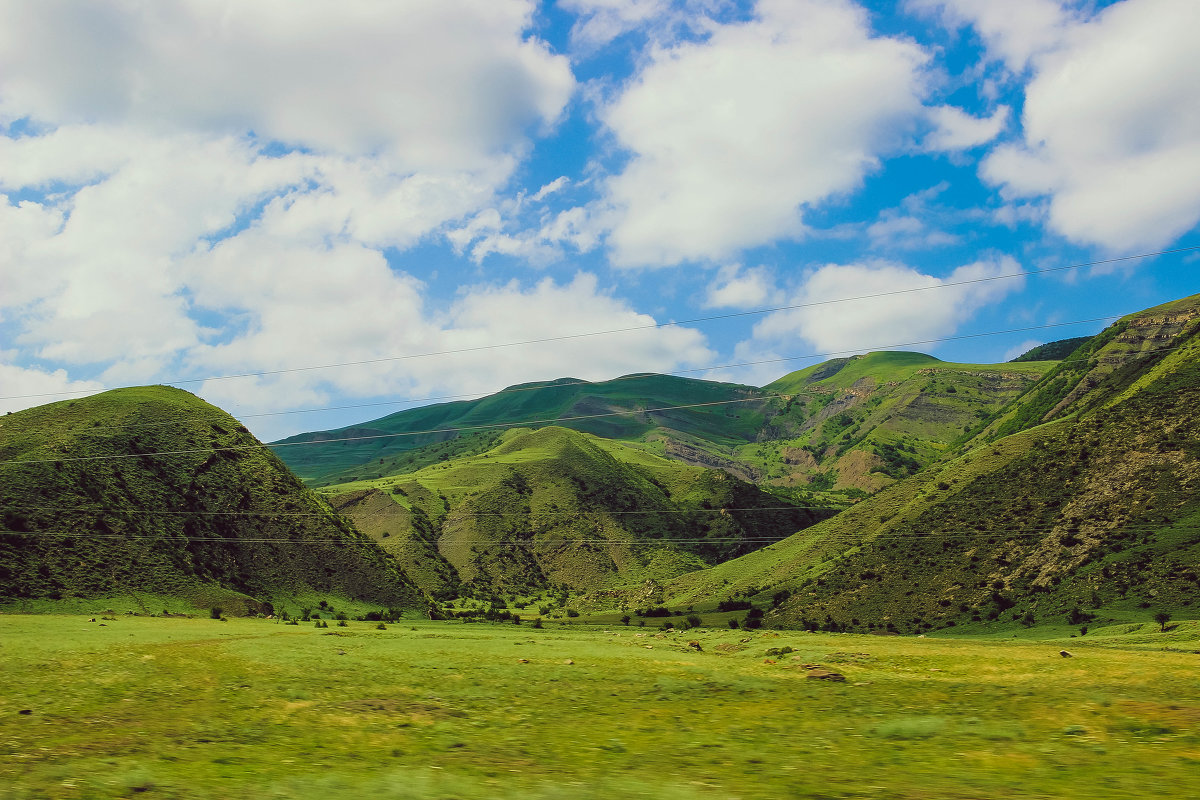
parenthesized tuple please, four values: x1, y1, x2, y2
(740, 352, 1051, 492)
(322, 426, 830, 596)
(274, 374, 771, 486)
(658, 295, 1200, 632)
(276, 356, 1052, 498)
(0, 387, 423, 614)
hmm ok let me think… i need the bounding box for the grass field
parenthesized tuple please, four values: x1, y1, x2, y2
(2, 615, 1198, 799)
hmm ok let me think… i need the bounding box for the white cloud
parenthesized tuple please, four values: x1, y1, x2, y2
(561, 0, 671, 50)
(748, 257, 1024, 355)
(704, 265, 773, 309)
(866, 214, 959, 250)
(908, 0, 1079, 72)
(0, 0, 582, 409)
(0, 0, 572, 169)
(599, 0, 929, 267)
(924, 0, 1200, 252)
(925, 105, 1008, 151)
(0, 361, 105, 414)
(188, 269, 714, 440)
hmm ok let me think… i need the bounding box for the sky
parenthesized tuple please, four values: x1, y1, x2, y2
(2, 0, 1199, 442)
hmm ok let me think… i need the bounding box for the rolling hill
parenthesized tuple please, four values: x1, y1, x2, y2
(656, 295, 1200, 632)
(321, 425, 831, 597)
(275, 357, 1053, 497)
(0, 387, 423, 615)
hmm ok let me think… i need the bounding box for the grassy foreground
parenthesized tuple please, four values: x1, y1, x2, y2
(2, 616, 1198, 799)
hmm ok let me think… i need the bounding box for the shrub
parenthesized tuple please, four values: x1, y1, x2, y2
(620, 615, 631, 625)
(337, 620, 348, 627)
(566, 609, 580, 618)
(209, 607, 223, 620)
(531, 618, 543, 629)
(728, 618, 739, 629)
(375, 623, 387, 630)
(685, 615, 702, 628)
(716, 600, 752, 612)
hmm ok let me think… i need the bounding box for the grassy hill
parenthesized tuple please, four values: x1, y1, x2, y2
(741, 352, 1051, 492)
(320, 426, 831, 597)
(657, 295, 1200, 633)
(277, 357, 1052, 499)
(273, 374, 772, 486)
(0, 387, 423, 615)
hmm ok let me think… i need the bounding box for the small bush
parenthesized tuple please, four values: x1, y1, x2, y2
(337, 620, 348, 627)
(566, 609, 580, 618)
(620, 615, 631, 625)
(685, 614, 703, 628)
(531, 618, 543, 629)
(210, 607, 223, 620)
(375, 623, 387, 630)
(728, 618, 739, 629)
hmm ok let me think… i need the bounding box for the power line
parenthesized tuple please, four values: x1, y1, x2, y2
(28, 312, 1142, 439)
(4, 244, 1196, 403)
(2, 317, 1192, 467)
(0, 524, 1187, 546)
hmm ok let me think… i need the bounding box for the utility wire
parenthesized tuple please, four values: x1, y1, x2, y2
(0, 524, 1188, 546)
(4, 243, 1196, 403)
(21, 312, 1146, 439)
(2, 320, 1192, 467)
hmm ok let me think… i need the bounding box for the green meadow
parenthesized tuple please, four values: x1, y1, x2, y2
(3, 614, 1198, 799)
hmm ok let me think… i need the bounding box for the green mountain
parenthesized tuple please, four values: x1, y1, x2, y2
(273, 374, 771, 486)
(0, 387, 422, 614)
(320, 426, 831, 596)
(745, 352, 1052, 492)
(1009, 336, 1092, 363)
(659, 296, 1200, 632)
(276, 357, 1052, 498)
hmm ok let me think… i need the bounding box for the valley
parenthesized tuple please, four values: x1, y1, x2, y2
(2, 613, 1198, 800)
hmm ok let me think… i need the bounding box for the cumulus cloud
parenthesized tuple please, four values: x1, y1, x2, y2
(908, 0, 1079, 72)
(917, 0, 1200, 252)
(982, 0, 1200, 251)
(560, 0, 671, 50)
(192, 270, 713, 439)
(704, 265, 773, 309)
(0, 0, 573, 168)
(598, 0, 929, 267)
(925, 105, 1008, 151)
(0, 0, 581, 414)
(0, 361, 105, 414)
(748, 257, 1024, 355)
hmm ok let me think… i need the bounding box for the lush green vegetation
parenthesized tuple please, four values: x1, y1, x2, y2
(320, 426, 832, 596)
(0, 387, 421, 614)
(662, 296, 1200, 633)
(273, 374, 772, 486)
(275, 355, 1051, 497)
(1009, 336, 1092, 363)
(2, 614, 1197, 799)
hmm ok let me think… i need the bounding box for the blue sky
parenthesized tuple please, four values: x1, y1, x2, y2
(2, 0, 1198, 441)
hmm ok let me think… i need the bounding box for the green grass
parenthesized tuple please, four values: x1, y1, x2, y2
(2, 614, 1199, 799)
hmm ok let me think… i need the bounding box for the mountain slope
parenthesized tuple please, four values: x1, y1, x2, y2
(660, 295, 1200, 632)
(277, 357, 1052, 498)
(745, 352, 1051, 491)
(323, 426, 831, 596)
(0, 387, 423, 614)
(274, 374, 771, 486)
